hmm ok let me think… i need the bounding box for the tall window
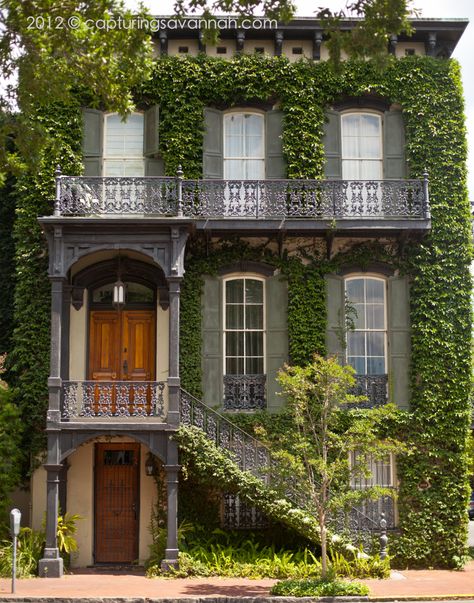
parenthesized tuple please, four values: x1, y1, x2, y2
(341, 113, 382, 180)
(103, 113, 144, 176)
(224, 277, 264, 375)
(345, 276, 386, 375)
(224, 113, 265, 180)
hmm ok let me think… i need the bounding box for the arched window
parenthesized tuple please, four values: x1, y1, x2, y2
(344, 276, 387, 375)
(341, 112, 383, 180)
(223, 112, 265, 180)
(103, 113, 145, 176)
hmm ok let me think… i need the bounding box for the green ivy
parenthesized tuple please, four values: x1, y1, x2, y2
(3, 54, 471, 567)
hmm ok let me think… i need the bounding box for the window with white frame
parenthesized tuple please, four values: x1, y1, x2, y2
(103, 113, 145, 176)
(341, 112, 383, 180)
(224, 277, 265, 375)
(345, 276, 387, 375)
(223, 113, 265, 180)
(350, 451, 394, 489)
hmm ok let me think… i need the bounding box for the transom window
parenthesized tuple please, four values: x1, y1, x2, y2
(224, 277, 264, 375)
(345, 276, 386, 375)
(341, 112, 383, 180)
(224, 113, 265, 180)
(91, 282, 154, 306)
(103, 113, 144, 176)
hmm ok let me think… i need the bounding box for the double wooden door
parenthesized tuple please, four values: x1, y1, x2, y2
(89, 310, 155, 382)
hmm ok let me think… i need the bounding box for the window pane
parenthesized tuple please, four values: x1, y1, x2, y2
(105, 113, 143, 158)
(353, 303, 366, 329)
(342, 160, 360, 179)
(366, 303, 384, 329)
(347, 331, 365, 356)
(366, 279, 384, 302)
(367, 332, 384, 357)
(226, 305, 244, 329)
(348, 356, 365, 374)
(126, 282, 154, 303)
(360, 160, 383, 180)
(246, 357, 264, 374)
(346, 279, 364, 303)
(226, 357, 244, 375)
(367, 356, 385, 374)
(226, 280, 244, 303)
(245, 160, 265, 179)
(226, 332, 244, 356)
(224, 160, 246, 179)
(246, 305, 263, 329)
(245, 279, 263, 303)
(361, 114, 380, 137)
(245, 332, 263, 357)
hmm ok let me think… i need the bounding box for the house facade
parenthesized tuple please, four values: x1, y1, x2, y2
(25, 17, 471, 576)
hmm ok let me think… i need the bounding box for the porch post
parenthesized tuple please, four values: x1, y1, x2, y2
(167, 278, 181, 426)
(39, 276, 67, 578)
(161, 440, 180, 570)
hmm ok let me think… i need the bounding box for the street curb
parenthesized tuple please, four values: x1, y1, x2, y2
(1, 596, 474, 603)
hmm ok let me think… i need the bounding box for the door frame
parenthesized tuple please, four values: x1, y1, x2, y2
(93, 441, 141, 564)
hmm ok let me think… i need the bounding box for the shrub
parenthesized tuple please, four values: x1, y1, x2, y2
(271, 577, 370, 597)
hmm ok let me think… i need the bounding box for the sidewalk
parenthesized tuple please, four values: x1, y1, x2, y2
(0, 561, 473, 601)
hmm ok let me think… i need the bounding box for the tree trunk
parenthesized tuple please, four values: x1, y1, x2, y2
(320, 512, 327, 578)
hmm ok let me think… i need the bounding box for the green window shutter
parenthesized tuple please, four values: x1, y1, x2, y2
(323, 110, 342, 179)
(201, 276, 223, 406)
(203, 108, 223, 178)
(144, 105, 160, 157)
(145, 158, 164, 176)
(325, 274, 345, 363)
(83, 158, 102, 177)
(383, 110, 406, 179)
(82, 109, 103, 157)
(388, 275, 411, 409)
(265, 110, 286, 178)
(265, 274, 288, 412)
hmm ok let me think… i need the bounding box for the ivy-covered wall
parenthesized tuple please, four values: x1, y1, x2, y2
(4, 54, 471, 567)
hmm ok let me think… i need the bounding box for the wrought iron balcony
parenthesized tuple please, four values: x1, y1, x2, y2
(223, 374, 266, 411)
(352, 374, 389, 408)
(54, 172, 430, 223)
(61, 381, 166, 420)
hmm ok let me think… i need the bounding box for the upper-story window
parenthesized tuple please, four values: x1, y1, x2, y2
(323, 104, 406, 180)
(345, 276, 387, 376)
(341, 113, 383, 180)
(203, 108, 285, 180)
(223, 112, 265, 180)
(103, 113, 145, 177)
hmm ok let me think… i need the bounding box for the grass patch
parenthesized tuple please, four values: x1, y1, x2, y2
(271, 578, 369, 597)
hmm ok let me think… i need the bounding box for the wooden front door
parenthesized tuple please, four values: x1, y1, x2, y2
(89, 310, 155, 382)
(94, 443, 140, 563)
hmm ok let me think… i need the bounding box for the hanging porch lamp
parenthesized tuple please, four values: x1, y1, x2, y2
(113, 255, 126, 309)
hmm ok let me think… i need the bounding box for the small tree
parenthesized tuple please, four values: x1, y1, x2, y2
(277, 355, 402, 578)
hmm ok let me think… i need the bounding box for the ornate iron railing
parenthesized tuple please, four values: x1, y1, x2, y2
(62, 381, 166, 419)
(180, 388, 395, 537)
(352, 374, 389, 407)
(54, 170, 430, 221)
(223, 374, 266, 411)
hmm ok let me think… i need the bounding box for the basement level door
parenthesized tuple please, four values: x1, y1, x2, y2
(94, 442, 140, 564)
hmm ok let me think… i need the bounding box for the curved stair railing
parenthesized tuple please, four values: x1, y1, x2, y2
(180, 388, 392, 548)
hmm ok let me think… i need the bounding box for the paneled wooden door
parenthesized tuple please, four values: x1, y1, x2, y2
(89, 310, 156, 382)
(94, 442, 140, 563)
